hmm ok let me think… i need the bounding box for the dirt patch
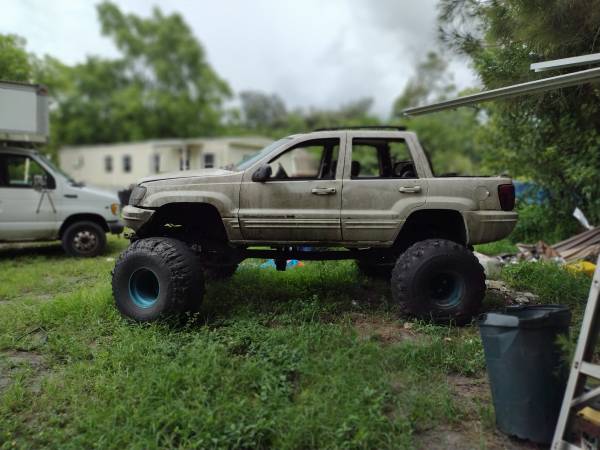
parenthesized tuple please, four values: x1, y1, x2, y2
(0, 350, 48, 394)
(413, 374, 542, 450)
(351, 313, 418, 344)
(416, 425, 541, 450)
(449, 374, 490, 401)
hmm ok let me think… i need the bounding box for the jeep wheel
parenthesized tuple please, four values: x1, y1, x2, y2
(112, 237, 204, 321)
(62, 221, 106, 257)
(356, 260, 394, 279)
(391, 239, 485, 325)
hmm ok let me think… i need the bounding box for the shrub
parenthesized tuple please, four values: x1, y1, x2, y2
(509, 203, 580, 244)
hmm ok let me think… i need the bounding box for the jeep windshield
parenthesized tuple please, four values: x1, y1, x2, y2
(235, 137, 292, 171)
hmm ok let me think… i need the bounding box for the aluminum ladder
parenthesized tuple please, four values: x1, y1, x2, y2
(552, 255, 600, 449)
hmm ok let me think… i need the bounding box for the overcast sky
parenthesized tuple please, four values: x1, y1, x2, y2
(2, 0, 477, 117)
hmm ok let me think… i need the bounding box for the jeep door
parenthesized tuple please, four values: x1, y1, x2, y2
(0, 153, 60, 241)
(340, 132, 428, 244)
(239, 136, 343, 242)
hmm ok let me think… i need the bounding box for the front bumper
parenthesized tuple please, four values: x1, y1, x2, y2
(107, 220, 125, 235)
(463, 210, 518, 245)
(122, 205, 155, 231)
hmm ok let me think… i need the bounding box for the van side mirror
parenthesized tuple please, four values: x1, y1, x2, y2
(252, 165, 272, 182)
(32, 174, 47, 191)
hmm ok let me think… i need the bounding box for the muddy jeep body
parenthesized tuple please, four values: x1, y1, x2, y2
(115, 128, 517, 323)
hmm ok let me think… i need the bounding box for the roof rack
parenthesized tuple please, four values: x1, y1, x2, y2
(313, 125, 406, 132)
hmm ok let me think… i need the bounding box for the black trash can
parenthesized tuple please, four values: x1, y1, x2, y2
(479, 305, 571, 444)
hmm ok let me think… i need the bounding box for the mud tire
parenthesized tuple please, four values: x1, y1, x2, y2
(112, 237, 204, 321)
(391, 239, 485, 325)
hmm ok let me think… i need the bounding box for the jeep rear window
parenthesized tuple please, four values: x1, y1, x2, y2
(235, 137, 292, 171)
(351, 138, 417, 179)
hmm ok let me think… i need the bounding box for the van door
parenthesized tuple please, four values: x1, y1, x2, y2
(0, 153, 60, 241)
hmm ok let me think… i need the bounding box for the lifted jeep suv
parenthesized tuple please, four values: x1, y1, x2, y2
(114, 127, 517, 323)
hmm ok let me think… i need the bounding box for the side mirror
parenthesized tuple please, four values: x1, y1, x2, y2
(32, 174, 47, 191)
(252, 165, 272, 182)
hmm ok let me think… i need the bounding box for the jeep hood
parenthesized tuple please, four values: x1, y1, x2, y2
(139, 169, 236, 184)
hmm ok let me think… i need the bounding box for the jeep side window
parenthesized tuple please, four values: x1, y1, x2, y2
(351, 138, 417, 179)
(267, 138, 339, 180)
(0, 155, 56, 189)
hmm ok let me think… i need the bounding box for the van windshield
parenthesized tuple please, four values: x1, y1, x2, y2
(235, 138, 292, 171)
(38, 154, 77, 184)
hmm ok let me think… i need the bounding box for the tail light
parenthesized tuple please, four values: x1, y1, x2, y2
(498, 184, 515, 211)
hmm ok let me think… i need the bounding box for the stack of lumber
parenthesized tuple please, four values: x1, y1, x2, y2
(553, 228, 600, 263)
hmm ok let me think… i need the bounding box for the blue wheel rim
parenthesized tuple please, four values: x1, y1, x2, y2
(428, 271, 465, 309)
(128, 268, 160, 308)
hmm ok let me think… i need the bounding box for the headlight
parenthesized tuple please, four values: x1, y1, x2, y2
(129, 185, 147, 206)
(110, 203, 120, 215)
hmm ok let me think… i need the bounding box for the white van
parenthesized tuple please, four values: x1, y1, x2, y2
(0, 147, 123, 256)
(0, 81, 123, 256)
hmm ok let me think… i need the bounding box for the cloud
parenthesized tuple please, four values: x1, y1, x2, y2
(1, 0, 477, 118)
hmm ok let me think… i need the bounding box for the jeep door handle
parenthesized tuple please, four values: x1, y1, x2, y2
(311, 187, 337, 195)
(399, 185, 421, 193)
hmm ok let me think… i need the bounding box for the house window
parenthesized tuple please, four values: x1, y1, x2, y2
(203, 153, 215, 169)
(179, 147, 190, 170)
(151, 154, 160, 173)
(123, 155, 132, 173)
(74, 156, 84, 169)
(104, 156, 113, 173)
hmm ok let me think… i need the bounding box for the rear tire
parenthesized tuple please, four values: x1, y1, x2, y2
(112, 237, 204, 322)
(62, 221, 106, 257)
(390, 239, 485, 325)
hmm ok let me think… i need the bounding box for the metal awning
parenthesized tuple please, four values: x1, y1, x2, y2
(531, 52, 600, 72)
(402, 53, 600, 117)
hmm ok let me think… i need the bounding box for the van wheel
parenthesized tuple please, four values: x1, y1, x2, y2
(62, 221, 106, 257)
(112, 237, 204, 322)
(391, 239, 486, 325)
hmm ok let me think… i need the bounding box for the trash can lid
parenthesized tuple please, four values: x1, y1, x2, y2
(479, 304, 571, 329)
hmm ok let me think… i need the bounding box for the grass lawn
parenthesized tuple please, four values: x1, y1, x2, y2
(474, 239, 518, 256)
(0, 236, 591, 449)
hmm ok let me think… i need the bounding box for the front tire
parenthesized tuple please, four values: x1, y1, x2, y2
(112, 237, 204, 322)
(391, 239, 485, 325)
(62, 221, 106, 257)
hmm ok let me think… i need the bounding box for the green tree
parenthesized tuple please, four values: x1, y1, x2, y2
(229, 93, 381, 138)
(239, 91, 287, 130)
(43, 1, 231, 150)
(392, 52, 481, 175)
(438, 0, 600, 224)
(0, 34, 32, 82)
